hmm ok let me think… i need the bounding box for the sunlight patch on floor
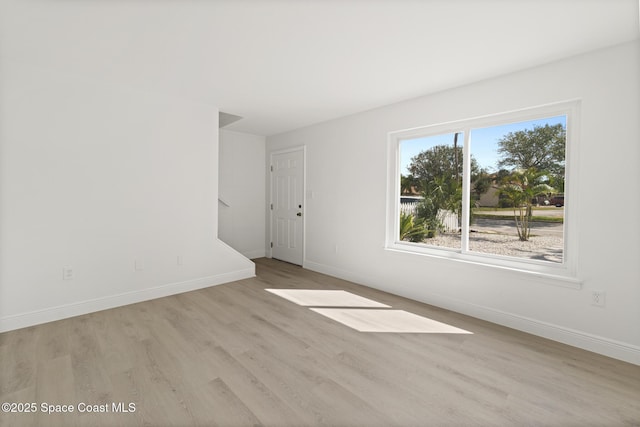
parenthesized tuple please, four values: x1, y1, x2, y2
(265, 289, 390, 307)
(310, 309, 473, 334)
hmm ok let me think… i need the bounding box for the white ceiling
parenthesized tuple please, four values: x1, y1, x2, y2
(1, 0, 638, 136)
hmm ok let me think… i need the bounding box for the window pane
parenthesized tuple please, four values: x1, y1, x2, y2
(399, 132, 464, 250)
(468, 116, 566, 263)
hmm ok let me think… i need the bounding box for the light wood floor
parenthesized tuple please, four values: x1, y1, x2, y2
(1, 258, 639, 426)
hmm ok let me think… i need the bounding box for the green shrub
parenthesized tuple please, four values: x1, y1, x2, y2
(399, 211, 427, 242)
(415, 197, 443, 238)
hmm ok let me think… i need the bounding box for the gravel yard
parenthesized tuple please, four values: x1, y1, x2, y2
(422, 232, 563, 263)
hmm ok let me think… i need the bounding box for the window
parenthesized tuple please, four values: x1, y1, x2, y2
(387, 101, 579, 282)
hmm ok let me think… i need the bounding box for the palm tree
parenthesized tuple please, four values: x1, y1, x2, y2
(399, 211, 427, 242)
(498, 168, 555, 241)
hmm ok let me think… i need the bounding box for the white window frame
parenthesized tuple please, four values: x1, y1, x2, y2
(385, 100, 581, 287)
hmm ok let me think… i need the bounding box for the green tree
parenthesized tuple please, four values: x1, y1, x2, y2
(408, 144, 480, 186)
(496, 123, 565, 238)
(497, 123, 566, 177)
(498, 168, 555, 241)
(415, 189, 442, 238)
(415, 176, 462, 237)
(408, 142, 480, 237)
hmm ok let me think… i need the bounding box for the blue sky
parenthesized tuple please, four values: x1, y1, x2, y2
(400, 115, 566, 175)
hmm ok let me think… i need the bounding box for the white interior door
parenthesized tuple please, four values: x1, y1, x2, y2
(271, 148, 304, 265)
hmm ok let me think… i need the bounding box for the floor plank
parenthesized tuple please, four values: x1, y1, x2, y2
(1, 258, 639, 426)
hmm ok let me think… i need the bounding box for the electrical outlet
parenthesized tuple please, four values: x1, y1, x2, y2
(592, 291, 606, 307)
(63, 267, 74, 280)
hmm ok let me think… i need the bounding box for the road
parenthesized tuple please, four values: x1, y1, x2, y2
(472, 218, 563, 237)
(477, 207, 564, 218)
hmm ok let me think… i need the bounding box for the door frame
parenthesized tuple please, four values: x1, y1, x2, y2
(268, 145, 306, 266)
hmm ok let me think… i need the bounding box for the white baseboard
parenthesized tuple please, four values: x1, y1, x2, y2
(304, 260, 640, 366)
(0, 267, 255, 333)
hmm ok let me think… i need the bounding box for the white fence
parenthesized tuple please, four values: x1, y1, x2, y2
(400, 202, 459, 232)
(438, 209, 459, 232)
(400, 201, 420, 216)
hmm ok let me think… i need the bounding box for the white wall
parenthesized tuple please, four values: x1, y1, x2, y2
(219, 129, 266, 259)
(0, 63, 255, 332)
(266, 41, 640, 364)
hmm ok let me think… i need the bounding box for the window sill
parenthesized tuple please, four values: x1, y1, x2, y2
(385, 243, 582, 290)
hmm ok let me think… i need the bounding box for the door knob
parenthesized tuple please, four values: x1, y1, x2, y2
(296, 212, 302, 217)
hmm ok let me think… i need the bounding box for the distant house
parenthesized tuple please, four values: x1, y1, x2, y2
(477, 185, 500, 207)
